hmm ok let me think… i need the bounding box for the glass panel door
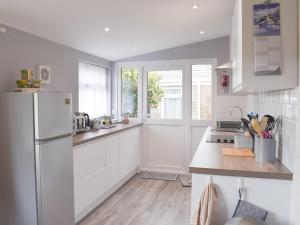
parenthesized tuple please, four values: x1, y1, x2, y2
(146, 70, 183, 120)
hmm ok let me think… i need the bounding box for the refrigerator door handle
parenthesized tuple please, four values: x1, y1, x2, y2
(35, 133, 73, 145)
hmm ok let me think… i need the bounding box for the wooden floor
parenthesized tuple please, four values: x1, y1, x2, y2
(78, 174, 191, 225)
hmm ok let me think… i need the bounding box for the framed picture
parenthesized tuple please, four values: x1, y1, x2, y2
(253, 3, 281, 76)
(253, 3, 280, 36)
(38, 65, 51, 84)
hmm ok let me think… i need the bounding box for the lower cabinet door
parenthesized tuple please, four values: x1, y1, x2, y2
(74, 167, 106, 214)
(73, 140, 106, 182)
(106, 135, 120, 188)
(119, 127, 141, 179)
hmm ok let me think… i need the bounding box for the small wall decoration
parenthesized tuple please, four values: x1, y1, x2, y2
(38, 65, 51, 84)
(253, 1, 281, 76)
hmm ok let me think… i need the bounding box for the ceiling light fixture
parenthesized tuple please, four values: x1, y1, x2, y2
(104, 27, 110, 32)
(192, 4, 199, 9)
(200, 30, 205, 34)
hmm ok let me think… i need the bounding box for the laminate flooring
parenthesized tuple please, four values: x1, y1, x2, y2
(78, 174, 191, 225)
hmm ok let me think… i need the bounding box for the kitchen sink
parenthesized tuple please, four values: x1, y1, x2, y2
(215, 120, 242, 133)
(216, 120, 242, 129)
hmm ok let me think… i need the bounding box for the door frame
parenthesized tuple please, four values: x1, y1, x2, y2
(116, 58, 218, 172)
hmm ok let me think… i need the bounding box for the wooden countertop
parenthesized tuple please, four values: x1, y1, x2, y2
(189, 127, 293, 180)
(73, 122, 142, 147)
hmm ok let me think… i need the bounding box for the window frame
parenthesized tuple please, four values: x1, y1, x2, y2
(191, 64, 214, 122)
(189, 59, 217, 127)
(116, 59, 217, 125)
(117, 64, 143, 122)
(78, 60, 111, 118)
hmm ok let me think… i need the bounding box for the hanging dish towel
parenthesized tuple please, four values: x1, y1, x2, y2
(193, 179, 218, 225)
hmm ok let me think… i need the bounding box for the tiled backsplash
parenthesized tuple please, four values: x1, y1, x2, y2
(257, 88, 300, 225)
(215, 95, 248, 121)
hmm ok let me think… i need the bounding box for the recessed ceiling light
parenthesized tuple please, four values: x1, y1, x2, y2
(200, 30, 205, 34)
(104, 27, 110, 32)
(192, 4, 199, 9)
(133, 46, 139, 50)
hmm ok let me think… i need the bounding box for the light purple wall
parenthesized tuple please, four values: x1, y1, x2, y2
(116, 36, 230, 64)
(0, 25, 111, 111)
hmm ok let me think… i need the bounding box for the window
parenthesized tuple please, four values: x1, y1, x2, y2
(147, 70, 182, 119)
(121, 68, 138, 118)
(192, 64, 212, 120)
(79, 62, 109, 118)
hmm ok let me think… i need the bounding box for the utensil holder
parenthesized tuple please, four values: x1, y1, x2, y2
(254, 137, 276, 162)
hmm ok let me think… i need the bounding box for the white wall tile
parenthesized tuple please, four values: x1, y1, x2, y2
(254, 87, 300, 224)
(215, 95, 247, 121)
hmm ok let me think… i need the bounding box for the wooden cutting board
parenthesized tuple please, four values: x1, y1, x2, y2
(222, 147, 255, 157)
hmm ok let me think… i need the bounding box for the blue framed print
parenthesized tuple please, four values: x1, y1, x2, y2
(253, 2, 282, 76)
(253, 3, 280, 37)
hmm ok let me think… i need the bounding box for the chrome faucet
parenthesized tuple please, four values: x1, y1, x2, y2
(231, 105, 244, 130)
(230, 105, 244, 119)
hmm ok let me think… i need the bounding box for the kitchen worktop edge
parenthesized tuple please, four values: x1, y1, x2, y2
(73, 122, 142, 147)
(189, 127, 293, 181)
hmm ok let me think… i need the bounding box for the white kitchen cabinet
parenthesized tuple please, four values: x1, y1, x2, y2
(119, 127, 141, 179)
(231, 0, 298, 93)
(74, 167, 106, 214)
(73, 139, 108, 217)
(106, 135, 120, 188)
(73, 126, 141, 222)
(73, 140, 106, 182)
(191, 174, 291, 225)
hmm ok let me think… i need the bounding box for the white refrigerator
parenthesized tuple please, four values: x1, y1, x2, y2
(0, 91, 75, 225)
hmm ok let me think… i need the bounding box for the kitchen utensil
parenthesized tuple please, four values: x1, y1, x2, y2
(260, 116, 269, 131)
(251, 118, 264, 138)
(265, 115, 275, 131)
(262, 131, 272, 139)
(241, 118, 250, 125)
(241, 118, 256, 137)
(245, 125, 256, 138)
(272, 116, 282, 136)
(247, 112, 258, 121)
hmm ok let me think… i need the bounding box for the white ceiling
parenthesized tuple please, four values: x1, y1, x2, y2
(0, 0, 235, 61)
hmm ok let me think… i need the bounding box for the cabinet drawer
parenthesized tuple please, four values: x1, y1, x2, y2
(73, 140, 106, 181)
(74, 167, 106, 214)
